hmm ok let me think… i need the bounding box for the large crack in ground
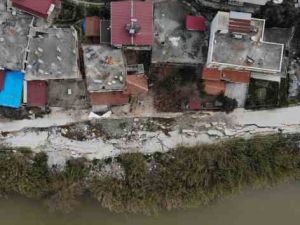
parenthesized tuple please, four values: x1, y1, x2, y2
(2, 106, 300, 166)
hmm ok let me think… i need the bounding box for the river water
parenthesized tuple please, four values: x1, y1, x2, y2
(1, 182, 300, 225)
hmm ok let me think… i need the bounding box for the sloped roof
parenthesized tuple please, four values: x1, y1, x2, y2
(11, 0, 59, 18)
(204, 80, 225, 96)
(90, 91, 129, 106)
(188, 99, 201, 110)
(202, 68, 250, 84)
(125, 75, 148, 95)
(202, 68, 222, 81)
(186, 15, 207, 31)
(222, 70, 251, 83)
(27, 80, 47, 107)
(111, 0, 153, 46)
(84, 16, 100, 37)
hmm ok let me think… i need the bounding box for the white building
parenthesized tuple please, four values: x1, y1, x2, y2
(207, 11, 284, 81)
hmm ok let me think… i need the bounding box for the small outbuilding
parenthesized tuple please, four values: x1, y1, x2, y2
(27, 80, 47, 107)
(11, 0, 60, 21)
(186, 15, 207, 31)
(83, 16, 100, 37)
(125, 75, 148, 95)
(0, 71, 24, 108)
(90, 92, 129, 106)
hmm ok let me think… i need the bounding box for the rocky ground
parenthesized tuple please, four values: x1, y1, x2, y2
(2, 106, 300, 167)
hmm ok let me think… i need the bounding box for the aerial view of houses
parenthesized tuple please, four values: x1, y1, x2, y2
(3, 0, 300, 224)
(0, 0, 295, 117)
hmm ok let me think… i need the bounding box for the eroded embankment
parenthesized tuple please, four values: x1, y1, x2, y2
(0, 133, 300, 214)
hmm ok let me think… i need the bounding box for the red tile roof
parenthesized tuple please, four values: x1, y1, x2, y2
(229, 18, 251, 33)
(27, 80, 47, 107)
(202, 68, 250, 96)
(0, 70, 5, 91)
(90, 91, 129, 106)
(222, 70, 251, 83)
(125, 75, 148, 95)
(188, 99, 201, 110)
(202, 68, 222, 81)
(85, 16, 100, 37)
(111, 0, 153, 46)
(186, 15, 207, 31)
(11, 0, 59, 19)
(204, 80, 225, 96)
(202, 68, 250, 84)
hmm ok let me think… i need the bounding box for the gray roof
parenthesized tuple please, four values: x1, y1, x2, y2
(0, 12, 32, 70)
(239, 0, 270, 5)
(25, 27, 81, 80)
(82, 45, 126, 92)
(229, 11, 251, 20)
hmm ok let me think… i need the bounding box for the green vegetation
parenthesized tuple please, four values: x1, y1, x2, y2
(216, 93, 238, 113)
(151, 66, 200, 112)
(256, 0, 299, 28)
(246, 79, 280, 109)
(1, 134, 300, 214)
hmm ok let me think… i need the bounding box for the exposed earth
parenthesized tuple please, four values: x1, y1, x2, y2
(2, 106, 300, 166)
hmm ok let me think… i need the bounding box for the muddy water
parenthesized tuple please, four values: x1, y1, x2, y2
(1, 182, 300, 225)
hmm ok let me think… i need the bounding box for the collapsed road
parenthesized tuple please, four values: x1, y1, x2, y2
(2, 105, 300, 166)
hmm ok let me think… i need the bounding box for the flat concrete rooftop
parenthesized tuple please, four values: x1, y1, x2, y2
(48, 80, 89, 109)
(0, 12, 32, 70)
(212, 33, 283, 72)
(0, 0, 6, 11)
(25, 27, 81, 80)
(152, 0, 206, 64)
(83, 45, 126, 92)
(209, 12, 284, 73)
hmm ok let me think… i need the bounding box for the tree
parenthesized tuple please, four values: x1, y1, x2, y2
(217, 93, 238, 113)
(257, 0, 298, 28)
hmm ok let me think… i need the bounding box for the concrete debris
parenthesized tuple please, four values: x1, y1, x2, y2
(224, 129, 235, 136)
(101, 111, 112, 118)
(89, 112, 101, 119)
(207, 129, 224, 137)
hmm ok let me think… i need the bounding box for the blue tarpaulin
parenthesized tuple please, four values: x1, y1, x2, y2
(0, 71, 24, 108)
(82, 18, 86, 34)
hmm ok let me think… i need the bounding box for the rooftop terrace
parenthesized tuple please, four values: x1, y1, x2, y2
(82, 45, 126, 92)
(212, 33, 284, 72)
(25, 27, 81, 80)
(0, 12, 32, 70)
(208, 11, 284, 73)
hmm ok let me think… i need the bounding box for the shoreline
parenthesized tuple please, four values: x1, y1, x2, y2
(0, 133, 299, 214)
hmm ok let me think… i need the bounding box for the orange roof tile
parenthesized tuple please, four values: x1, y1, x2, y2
(90, 91, 129, 106)
(204, 80, 225, 96)
(202, 68, 222, 81)
(125, 75, 148, 95)
(222, 70, 251, 83)
(85, 16, 100, 37)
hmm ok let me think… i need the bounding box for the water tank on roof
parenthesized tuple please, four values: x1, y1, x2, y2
(125, 19, 141, 36)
